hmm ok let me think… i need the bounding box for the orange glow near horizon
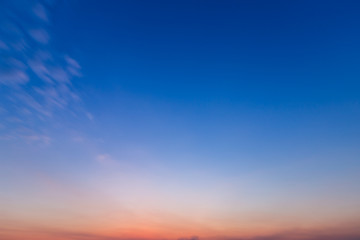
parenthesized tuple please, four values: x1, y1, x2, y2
(2, 1, 360, 240)
(2, 208, 360, 240)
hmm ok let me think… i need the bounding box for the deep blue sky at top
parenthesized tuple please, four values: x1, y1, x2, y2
(1, 0, 360, 213)
(54, 0, 360, 105)
(41, 0, 360, 173)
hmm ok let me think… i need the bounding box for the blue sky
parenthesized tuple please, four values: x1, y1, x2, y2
(61, 0, 360, 178)
(1, 1, 360, 240)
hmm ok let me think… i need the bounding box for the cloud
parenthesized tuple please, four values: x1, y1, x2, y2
(0, 57, 29, 85)
(0, 69, 29, 85)
(72, 136, 84, 143)
(65, 55, 82, 77)
(96, 154, 116, 165)
(33, 3, 48, 22)
(21, 134, 51, 144)
(29, 28, 50, 44)
(0, 123, 52, 145)
(0, 0, 86, 142)
(87, 112, 94, 120)
(0, 40, 9, 50)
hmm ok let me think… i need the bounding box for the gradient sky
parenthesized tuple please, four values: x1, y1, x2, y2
(1, 1, 360, 240)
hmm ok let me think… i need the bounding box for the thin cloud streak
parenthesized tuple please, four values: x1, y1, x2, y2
(0, 0, 85, 141)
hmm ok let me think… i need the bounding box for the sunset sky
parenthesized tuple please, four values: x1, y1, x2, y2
(1, 1, 360, 240)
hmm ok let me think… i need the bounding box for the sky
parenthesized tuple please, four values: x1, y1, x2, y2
(1, 0, 360, 240)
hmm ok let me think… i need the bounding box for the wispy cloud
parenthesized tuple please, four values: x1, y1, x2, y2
(21, 134, 51, 145)
(0, 0, 87, 142)
(28, 28, 49, 44)
(96, 153, 117, 165)
(33, 3, 49, 22)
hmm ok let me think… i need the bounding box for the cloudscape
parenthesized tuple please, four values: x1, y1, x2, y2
(1, 1, 360, 240)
